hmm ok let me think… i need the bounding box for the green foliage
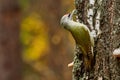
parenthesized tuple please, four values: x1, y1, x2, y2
(19, 0, 29, 9)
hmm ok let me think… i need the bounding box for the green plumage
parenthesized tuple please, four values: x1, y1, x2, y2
(60, 12, 94, 71)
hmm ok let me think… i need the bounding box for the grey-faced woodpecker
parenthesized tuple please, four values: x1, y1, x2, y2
(60, 10, 94, 71)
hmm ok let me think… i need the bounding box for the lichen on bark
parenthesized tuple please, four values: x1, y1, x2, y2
(72, 0, 120, 80)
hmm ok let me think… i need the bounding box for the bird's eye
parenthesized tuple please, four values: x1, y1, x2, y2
(68, 13, 71, 17)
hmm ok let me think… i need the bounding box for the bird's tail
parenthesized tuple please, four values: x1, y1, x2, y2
(84, 54, 93, 71)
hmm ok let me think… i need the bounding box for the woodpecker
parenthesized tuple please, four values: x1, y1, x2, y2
(60, 10, 94, 71)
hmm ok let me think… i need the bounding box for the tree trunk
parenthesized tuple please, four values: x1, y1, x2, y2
(73, 0, 120, 80)
(0, 0, 21, 80)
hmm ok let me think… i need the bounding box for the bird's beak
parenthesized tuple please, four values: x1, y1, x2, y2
(69, 9, 77, 20)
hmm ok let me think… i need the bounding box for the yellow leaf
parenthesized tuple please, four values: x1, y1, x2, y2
(21, 13, 49, 62)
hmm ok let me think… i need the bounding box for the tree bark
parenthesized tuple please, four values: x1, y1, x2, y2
(73, 0, 120, 80)
(0, 0, 21, 80)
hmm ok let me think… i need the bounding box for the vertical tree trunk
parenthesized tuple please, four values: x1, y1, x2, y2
(73, 0, 120, 80)
(0, 0, 21, 80)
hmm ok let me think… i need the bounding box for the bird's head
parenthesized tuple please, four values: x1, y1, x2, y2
(60, 9, 76, 29)
(60, 13, 71, 29)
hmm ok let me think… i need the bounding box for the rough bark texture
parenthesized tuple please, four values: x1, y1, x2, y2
(73, 0, 120, 80)
(0, 0, 21, 80)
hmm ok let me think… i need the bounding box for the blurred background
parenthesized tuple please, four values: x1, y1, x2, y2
(19, 0, 75, 80)
(2, 0, 119, 80)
